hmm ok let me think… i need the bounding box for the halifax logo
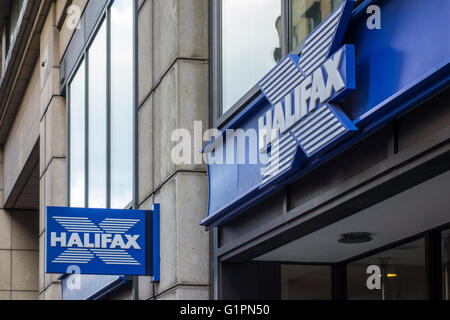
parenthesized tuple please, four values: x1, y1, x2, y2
(46, 207, 152, 276)
(50, 216, 142, 266)
(257, 0, 358, 188)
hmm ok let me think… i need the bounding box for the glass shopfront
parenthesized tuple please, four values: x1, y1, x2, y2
(271, 231, 449, 300)
(245, 227, 449, 300)
(347, 238, 426, 300)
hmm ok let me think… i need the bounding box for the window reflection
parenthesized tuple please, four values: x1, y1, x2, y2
(347, 238, 426, 300)
(221, 0, 281, 115)
(281, 265, 332, 300)
(69, 0, 135, 210)
(88, 21, 107, 208)
(69, 61, 86, 208)
(110, 0, 134, 209)
(289, 0, 344, 50)
(9, 0, 25, 44)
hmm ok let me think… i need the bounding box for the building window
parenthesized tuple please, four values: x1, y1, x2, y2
(69, 61, 86, 208)
(220, 0, 282, 116)
(347, 238, 426, 300)
(110, 0, 134, 209)
(88, 21, 107, 209)
(289, 0, 344, 50)
(68, 0, 135, 209)
(213, 0, 352, 126)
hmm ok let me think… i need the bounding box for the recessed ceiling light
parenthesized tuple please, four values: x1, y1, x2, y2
(338, 232, 373, 244)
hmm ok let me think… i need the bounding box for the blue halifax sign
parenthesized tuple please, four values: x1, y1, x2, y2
(201, 0, 450, 228)
(46, 205, 160, 278)
(257, 44, 356, 188)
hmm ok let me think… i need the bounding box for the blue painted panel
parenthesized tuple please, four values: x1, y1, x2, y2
(152, 203, 160, 282)
(342, 0, 450, 121)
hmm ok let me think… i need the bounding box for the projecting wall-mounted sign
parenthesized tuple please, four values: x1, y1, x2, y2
(46, 205, 160, 279)
(201, 0, 450, 228)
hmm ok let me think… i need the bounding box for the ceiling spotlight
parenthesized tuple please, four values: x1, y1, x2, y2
(338, 232, 373, 244)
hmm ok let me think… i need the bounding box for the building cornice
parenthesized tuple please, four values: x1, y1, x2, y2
(0, 0, 52, 145)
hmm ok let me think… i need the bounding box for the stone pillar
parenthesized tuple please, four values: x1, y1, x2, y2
(137, 0, 210, 300)
(0, 147, 39, 301)
(39, 3, 66, 300)
(0, 149, 11, 300)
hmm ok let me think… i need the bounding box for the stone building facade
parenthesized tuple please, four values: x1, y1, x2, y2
(0, 0, 210, 300)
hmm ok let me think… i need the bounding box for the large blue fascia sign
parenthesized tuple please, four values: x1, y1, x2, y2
(201, 0, 450, 228)
(46, 205, 160, 279)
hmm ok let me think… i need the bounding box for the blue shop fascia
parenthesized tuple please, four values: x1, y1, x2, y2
(204, 0, 450, 300)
